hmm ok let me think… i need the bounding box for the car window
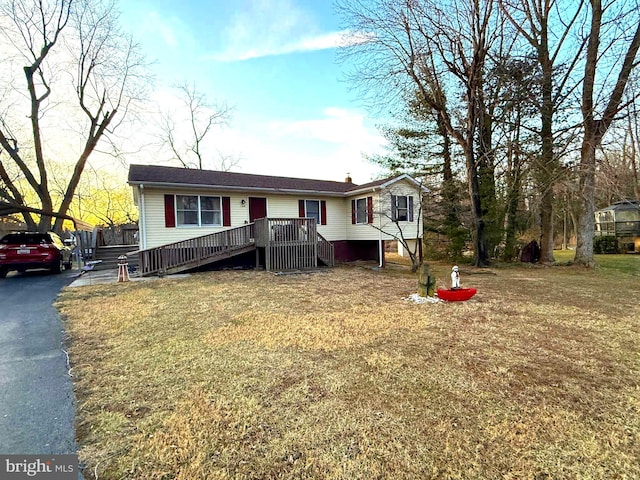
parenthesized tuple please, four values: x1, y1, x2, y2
(0, 233, 52, 245)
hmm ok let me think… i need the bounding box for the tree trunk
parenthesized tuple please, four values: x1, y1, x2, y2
(502, 171, 521, 261)
(539, 188, 554, 262)
(537, 40, 556, 264)
(575, 133, 598, 266)
(466, 143, 489, 267)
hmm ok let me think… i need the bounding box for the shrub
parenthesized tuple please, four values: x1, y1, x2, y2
(593, 235, 619, 254)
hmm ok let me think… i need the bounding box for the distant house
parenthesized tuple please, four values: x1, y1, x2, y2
(128, 164, 425, 275)
(594, 200, 640, 252)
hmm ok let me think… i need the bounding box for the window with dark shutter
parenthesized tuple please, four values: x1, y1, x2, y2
(320, 200, 327, 225)
(392, 195, 411, 222)
(299, 200, 305, 218)
(355, 198, 367, 224)
(367, 196, 373, 224)
(351, 200, 356, 224)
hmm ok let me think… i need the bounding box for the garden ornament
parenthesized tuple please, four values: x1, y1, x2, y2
(451, 265, 460, 289)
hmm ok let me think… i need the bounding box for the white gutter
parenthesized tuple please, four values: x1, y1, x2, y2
(377, 189, 384, 268)
(128, 181, 347, 197)
(139, 184, 147, 250)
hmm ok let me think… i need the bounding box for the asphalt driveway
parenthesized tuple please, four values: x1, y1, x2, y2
(0, 269, 79, 458)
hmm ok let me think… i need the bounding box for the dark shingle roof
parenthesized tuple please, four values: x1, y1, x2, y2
(128, 164, 377, 194)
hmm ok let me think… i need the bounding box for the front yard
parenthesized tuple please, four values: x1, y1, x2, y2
(56, 257, 640, 479)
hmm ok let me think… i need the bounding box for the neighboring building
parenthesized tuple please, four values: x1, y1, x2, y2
(595, 200, 640, 252)
(128, 164, 425, 273)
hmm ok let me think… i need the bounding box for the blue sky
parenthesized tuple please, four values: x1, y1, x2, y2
(119, 0, 387, 183)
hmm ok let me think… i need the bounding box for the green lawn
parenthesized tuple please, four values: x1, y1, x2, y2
(554, 250, 640, 275)
(57, 259, 640, 479)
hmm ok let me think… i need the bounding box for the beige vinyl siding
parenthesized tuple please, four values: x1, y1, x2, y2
(142, 188, 249, 249)
(137, 179, 421, 249)
(140, 188, 350, 248)
(320, 197, 348, 241)
(346, 180, 422, 241)
(256, 194, 347, 242)
(379, 180, 423, 241)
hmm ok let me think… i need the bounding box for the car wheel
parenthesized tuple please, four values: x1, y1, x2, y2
(51, 256, 63, 274)
(0, 267, 7, 278)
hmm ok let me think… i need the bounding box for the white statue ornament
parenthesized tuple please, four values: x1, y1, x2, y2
(451, 265, 460, 289)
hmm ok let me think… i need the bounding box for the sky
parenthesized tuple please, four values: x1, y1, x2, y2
(118, 0, 388, 184)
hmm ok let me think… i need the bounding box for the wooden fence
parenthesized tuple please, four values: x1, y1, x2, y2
(97, 224, 139, 246)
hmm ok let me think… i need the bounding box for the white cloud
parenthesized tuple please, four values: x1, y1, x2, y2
(216, 108, 387, 182)
(206, 0, 372, 62)
(131, 10, 193, 52)
(274, 108, 382, 146)
(210, 29, 373, 62)
(125, 88, 386, 182)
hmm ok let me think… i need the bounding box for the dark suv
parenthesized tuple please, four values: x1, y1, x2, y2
(0, 232, 73, 278)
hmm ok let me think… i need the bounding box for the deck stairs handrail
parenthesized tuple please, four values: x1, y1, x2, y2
(317, 232, 334, 267)
(139, 223, 255, 276)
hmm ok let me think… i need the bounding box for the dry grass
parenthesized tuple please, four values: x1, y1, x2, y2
(56, 257, 640, 479)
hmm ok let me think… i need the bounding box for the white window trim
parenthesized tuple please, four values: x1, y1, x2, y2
(394, 195, 410, 222)
(175, 195, 223, 227)
(304, 199, 321, 224)
(355, 197, 368, 224)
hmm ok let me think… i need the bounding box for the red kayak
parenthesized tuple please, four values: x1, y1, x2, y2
(437, 288, 477, 302)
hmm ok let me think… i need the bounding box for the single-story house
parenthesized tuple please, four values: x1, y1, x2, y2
(128, 164, 425, 274)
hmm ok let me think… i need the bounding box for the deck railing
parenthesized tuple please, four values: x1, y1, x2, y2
(255, 217, 318, 271)
(139, 218, 336, 276)
(139, 223, 254, 276)
(317, 232, 334, 267)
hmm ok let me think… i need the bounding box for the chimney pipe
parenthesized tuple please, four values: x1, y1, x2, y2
(345, 174, 353, 184)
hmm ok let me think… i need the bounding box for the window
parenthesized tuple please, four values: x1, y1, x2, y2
(176, 195, 222, 226)
(356, 198, 368, 224)
(305, 200, 320, 224)
(395, 196, 409, 221)
(200, 196, 222, 225)
(176, 195, 198, 225)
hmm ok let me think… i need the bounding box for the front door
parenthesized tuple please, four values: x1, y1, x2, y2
(249, 197, 267, 222)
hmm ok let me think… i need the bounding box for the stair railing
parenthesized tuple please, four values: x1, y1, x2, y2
(139, 223, 254, 276)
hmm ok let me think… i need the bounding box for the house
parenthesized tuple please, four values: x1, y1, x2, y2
(594, 200, 640, 252)
(128, 164, 425, 275)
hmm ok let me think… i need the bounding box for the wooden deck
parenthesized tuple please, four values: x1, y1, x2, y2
(138, 218, 334, 276)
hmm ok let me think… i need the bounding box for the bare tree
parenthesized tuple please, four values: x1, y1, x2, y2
(156, 82, 236, 171)
(338, 0, 503, 266)
(0, 0, 147, 233)
(499, 0, 588, 263)
(574, 0, 640, 266)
